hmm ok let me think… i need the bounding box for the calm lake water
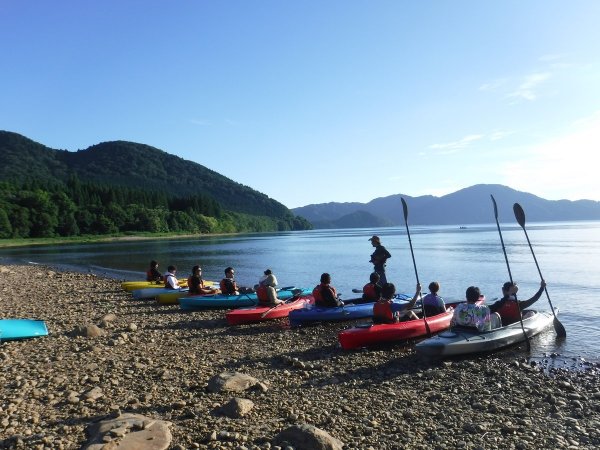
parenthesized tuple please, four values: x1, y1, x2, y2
(2, 221, 599, 368)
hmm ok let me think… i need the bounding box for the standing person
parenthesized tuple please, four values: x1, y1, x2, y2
(373, 283, 421, 324)
(256, 269, 283, 306)
(164, 265, 180, 290)
(146, 260, 163, 283)
(422, 281, 446, 316)
(359, 272, 382, 304)
(369, 235, 391, 286)
(313, 273, 343, 307)
(188, 265, 219, 296)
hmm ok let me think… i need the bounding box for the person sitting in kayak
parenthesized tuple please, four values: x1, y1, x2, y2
(164, 265, 180, 290)
(146, 260, 163, 283)
(452, 286, 500, 331)
(422, 281, 446, 316)
(256, 269, 283, 306)
(313, 273, 343, 307)
(220, 267, 240, 295)
(373, 282, 421, 324)
(358, 272, 382, 304)
(488, 280, 546, 326)
(188, 265, 219, 296)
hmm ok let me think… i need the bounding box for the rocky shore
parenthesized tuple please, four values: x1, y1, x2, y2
(1, 264, 599, 449)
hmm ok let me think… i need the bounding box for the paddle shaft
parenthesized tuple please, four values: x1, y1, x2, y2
(491, 195, 530, 350)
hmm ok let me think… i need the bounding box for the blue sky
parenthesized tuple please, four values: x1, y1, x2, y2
(2, 1, 599, 208)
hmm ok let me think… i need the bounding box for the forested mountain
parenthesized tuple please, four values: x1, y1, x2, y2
(0, 131, 311, 238)
(293, 185, 600, 227)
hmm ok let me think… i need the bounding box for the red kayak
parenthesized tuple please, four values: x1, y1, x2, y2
(226, 295, 314, 325)
(338, 297, 485, 350)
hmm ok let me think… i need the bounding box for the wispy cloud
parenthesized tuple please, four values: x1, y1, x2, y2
(429, 134, 484, 153)
(489, 130, 514, 141)
(507, 72, 551, 101)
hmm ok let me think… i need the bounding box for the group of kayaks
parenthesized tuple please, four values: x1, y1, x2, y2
(123, 278, 559, 357)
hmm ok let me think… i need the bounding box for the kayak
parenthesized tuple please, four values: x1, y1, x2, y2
(121, 280, 169, 292)
(288, 293, 412, 327)
(415, 308, 558, 357)
(225, 295, 314, 325)
(131, 286, 189, 299)
(179, 288, 312, 311)
(337, 297, 484, 350)
(0, 319, 49, 342)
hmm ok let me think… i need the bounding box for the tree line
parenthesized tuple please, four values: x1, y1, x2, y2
(0, 177, 311, 239)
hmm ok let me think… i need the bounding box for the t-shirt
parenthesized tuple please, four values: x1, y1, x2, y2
(451, 303, 492, 331)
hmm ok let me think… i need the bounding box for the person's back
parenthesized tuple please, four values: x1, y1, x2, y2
(256, 269, 282, 305)
(313, 273, 342, 307)
(422, 281, 445, 316)
(360, 272, 382, 304)
(489, 280, 546, 326)
(451, 286, 496, 331)
(373, 283, 421, 324)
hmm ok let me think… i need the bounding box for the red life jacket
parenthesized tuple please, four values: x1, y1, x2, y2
(362, 283, 378, 301)
(496, 299, 521, 325)
(312, 283, 338, 306)
(220, 278, 237, 295)
(256, 285, 269, 303)
(146, 269, 162, 282)
(373, 300, 395, 324)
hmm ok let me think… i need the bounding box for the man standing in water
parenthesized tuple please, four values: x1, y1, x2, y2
(369, 235, 391, 286)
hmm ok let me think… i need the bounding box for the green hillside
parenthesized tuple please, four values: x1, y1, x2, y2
(0, 131, 311, 238)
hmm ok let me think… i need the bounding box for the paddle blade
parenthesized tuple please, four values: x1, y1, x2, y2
(401, 197, 408, 221)
(513, 203, 526, 228)
(554, 317, 567, 338)
(491, 194, 499, 219)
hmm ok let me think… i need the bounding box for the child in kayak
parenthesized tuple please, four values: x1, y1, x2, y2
(146, 260, 163, 283)
(256, 269, 283, 306)
(452, 286, 499, 331)
(422, 281, 445, 316)
(488, 280, 546, 326)
(359, 272, 382, 304)
(373, 282, 421, 324)
(164, 265, 180, 290)
(313, 273, 343, 307)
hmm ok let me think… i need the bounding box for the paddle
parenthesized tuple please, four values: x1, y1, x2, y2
(401, 198, 429, 335)
(491, 195, 530, 351)
(513, 203, 566, 338)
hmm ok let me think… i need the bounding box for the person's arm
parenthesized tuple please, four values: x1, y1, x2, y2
(404, 283, 422, 310)
(519, 280, 546, 310)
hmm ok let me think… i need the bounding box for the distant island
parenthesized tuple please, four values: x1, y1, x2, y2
(292, 184, 600, 228)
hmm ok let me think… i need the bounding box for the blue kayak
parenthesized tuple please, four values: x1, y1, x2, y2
(132, 286, 189, 299)
(0, 319, 49, 342)
(179, 287, 312, 311)
(288, 294, 412, 327)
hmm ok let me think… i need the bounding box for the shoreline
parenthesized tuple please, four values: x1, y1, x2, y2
(1, 264, 599, 449)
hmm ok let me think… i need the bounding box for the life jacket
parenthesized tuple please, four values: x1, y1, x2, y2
(188, 275, 204, 295)
(256, 285, 269, 303)
(496, 299, 521, 325)
(312, 283, 338, 307)
(146, 269, 161, 282)
(312, 285, 323, 302)
(362, 283, 378, 301)
(373, 300, 395, 324)
(220, 278, 237, 295)
(164, 273, 178, 290)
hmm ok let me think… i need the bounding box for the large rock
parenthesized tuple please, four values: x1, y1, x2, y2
(83, 413, 172, 450)
(217, 397, 254, 418)
(274, 424, 344, 450)
(73, 324, 106, 338)
(207, 372, 260, 393)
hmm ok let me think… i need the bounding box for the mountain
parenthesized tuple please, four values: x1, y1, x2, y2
(312, 210, 394, 229)
(1, 131, 294, 220)
(293, 185, 600, 227)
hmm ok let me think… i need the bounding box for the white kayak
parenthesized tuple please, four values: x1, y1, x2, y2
(415, 308, 558, 357)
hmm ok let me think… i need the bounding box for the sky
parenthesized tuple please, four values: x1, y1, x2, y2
(1, 1, 599, 208)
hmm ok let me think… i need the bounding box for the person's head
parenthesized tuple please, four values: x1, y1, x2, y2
(368, 235, 381, 246)
(369, 272, 380, 284)
(381, 282, 396, 300)
(320, 273, 331, 284)
(225, 267, 235, 278)
(466, 286, 481, 303)
(167, 265, 177, 273)
(502, 281, 518, 296)
(264, 269, 272, 276)
(192, 265, 201, 275)
(150, 260, 158, 269)
(428, 281, 440, 294)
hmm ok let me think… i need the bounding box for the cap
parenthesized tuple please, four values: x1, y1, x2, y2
(368, 235, 380, 243)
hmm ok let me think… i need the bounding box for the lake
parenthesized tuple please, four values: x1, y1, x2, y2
(2, 221, 599, 368)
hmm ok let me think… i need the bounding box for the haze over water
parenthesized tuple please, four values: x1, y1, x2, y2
(2, 221, 599, 368)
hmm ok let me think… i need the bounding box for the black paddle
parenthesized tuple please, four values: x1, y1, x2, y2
(401, 198, 428, 335)
(491, 195, 530, 350)
(513, 203, 566, 338)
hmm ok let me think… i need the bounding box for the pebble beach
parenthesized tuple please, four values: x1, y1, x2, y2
(1, 264, 599, 450)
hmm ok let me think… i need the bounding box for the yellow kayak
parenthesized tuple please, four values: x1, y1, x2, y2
(121, 279, 194, 292)
(156, 285, 220, 305)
